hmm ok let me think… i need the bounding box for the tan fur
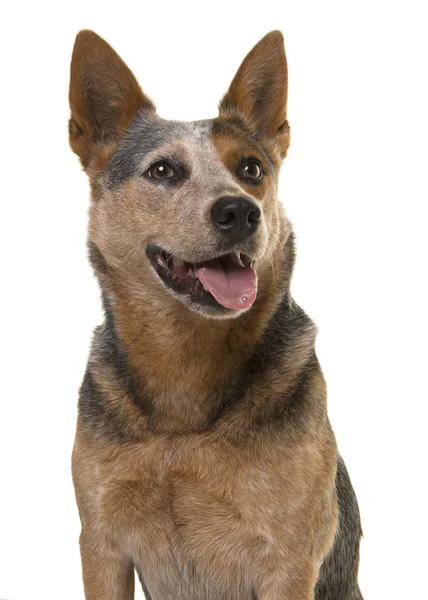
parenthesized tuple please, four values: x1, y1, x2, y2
(74, 402, 337, 599)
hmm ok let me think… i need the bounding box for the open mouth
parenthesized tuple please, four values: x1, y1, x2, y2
(146, 245, 258, 311)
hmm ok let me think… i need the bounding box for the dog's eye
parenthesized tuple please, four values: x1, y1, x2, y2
(147, 162, 176, 180)
(242, 159, 262, 180)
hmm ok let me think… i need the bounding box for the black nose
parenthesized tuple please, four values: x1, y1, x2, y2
(211, 197, 261, 240)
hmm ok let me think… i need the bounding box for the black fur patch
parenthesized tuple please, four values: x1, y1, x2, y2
(78, 365, 129, 441)
(204, 294, 317, 431)
(78, 307, 154, 442)
(315, 456, 364, 600)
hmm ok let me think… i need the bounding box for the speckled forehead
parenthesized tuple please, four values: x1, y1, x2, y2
(180, 120, 234, 179)
(106, 113, 234, 188)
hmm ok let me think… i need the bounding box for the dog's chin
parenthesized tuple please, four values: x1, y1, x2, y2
(145, 244, 257, 320)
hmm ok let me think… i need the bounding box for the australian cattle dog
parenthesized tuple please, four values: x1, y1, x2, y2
(69, 29, 363, 599)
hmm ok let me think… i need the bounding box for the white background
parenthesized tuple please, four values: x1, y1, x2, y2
(1, 1, 427, 598)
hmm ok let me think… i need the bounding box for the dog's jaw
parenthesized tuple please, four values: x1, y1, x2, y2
(145, 244, 258, 319)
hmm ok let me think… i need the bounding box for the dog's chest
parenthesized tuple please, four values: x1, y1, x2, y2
(80, 434, 331, 599)
(92, 435, 323, 551)
(96, 437, 279, 543)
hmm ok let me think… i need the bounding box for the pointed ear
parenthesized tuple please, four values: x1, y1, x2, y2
(219, 31, 290, 160)
(68, 30, 155, 168)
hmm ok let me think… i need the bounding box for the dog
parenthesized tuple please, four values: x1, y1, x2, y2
(68, 29, 363, 599)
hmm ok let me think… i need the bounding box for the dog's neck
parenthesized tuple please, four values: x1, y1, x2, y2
(110, 262, 284, 391)
(91, 236, 297, 431)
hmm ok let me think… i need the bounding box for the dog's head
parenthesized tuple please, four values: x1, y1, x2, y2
(69, 30, 292, 319)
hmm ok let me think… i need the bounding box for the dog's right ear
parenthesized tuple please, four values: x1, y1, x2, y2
(68, 30, 155, 168)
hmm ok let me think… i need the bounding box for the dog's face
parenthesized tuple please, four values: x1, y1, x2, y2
(69, 30, 291, 319)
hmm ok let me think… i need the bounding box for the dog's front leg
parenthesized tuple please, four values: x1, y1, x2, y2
(79, 531, 135, 600)
(254, 562, 318, 600)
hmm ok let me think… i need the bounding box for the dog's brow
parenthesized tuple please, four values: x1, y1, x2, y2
(106, 113, 193, 188)
(105, 117, 235, 188)
(211, 119, 277, 178)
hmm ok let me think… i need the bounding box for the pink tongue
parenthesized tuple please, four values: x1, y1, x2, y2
(194, 257, 258, 310)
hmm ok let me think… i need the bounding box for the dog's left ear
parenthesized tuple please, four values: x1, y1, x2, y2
(219, 31, 290, 159)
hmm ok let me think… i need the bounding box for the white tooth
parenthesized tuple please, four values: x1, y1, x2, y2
(241, 253, 252, 267)
(187, 267, 195, 277)
(231, 251, 244, 266)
